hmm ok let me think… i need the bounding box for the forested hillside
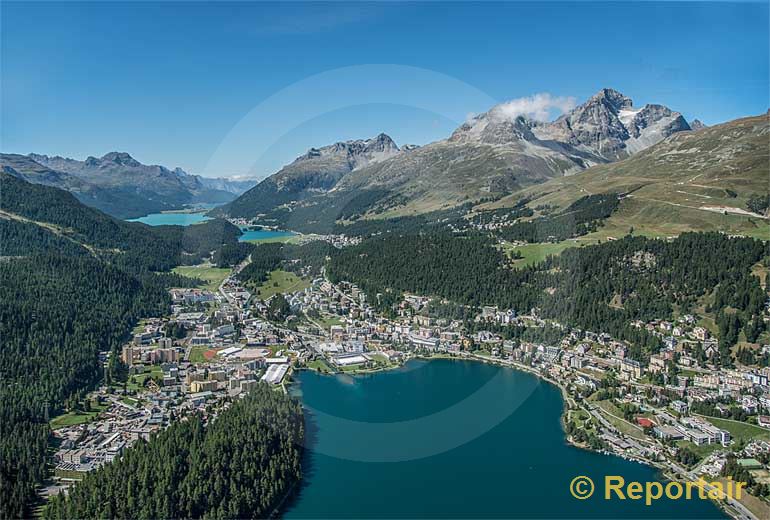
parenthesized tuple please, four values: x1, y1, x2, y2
(328, 232, 768, 362)
(44, 386, 304, 519)
(0, 255, 171, 518)
(0, 174, 244, 517)
(0, 172, 243, 271)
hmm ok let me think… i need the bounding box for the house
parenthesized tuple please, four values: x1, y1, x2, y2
(741, 395, 759, 414)
(692, 327, 709, 341)
(671, 400, 689, 414)
(620, 358, 643, 380)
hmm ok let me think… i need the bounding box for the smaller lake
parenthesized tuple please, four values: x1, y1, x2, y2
(238, 229, 296, 242)
(128, 212, 212, 226)
(127, 212, 297, 242)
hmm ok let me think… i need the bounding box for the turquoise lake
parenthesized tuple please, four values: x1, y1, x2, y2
(286, 359, 723, 519)
(127, 212, 212, 226)
(127, 212, 295, 242)
(238, 229, 295, 242)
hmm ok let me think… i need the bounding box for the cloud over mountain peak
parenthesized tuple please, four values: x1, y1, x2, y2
(490, 93, 577, 122)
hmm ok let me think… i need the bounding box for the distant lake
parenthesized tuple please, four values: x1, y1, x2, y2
(285, 359, 723, 519)
(127, 212, 212, 226)
(238, 228, 295, 242)
(127, 212, 296, 241)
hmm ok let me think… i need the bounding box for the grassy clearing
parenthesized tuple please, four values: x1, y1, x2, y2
(172, 264, 231, 291)
(53, 469, 86, 480)
(676, 440, 723, 459)
(132, 319, 149, 335)
(188, 346, 210, 364)
(312, 313, 344, 330)
(50, 401, 108, 430)
(594, 399, 647, 440)
(50, 411, 100, 429)
(340, 363, 366, 372)
(505, 241, 580, 266)
(751, 261, 769, 289)
(124, 365, 164, 392)
(255, 270, 310, 300)
(306, 359, 334, 374)
(242, 234, 304, 244)
(120, 396, 140, 407)
(700, 416, 770, 444)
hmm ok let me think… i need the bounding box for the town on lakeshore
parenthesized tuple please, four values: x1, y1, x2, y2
(4, 2, 768, 519)
(46, 226, 770, 520)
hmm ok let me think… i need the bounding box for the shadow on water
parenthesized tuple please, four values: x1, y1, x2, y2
(277, 404, 319, 517)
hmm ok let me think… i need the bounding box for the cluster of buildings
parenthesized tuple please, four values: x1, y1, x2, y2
(54, 396, 169, 474)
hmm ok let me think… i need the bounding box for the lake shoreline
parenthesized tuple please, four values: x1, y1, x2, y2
(296, 354, 736, 519)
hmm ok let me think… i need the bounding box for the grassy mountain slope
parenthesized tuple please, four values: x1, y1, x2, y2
(219, 89, 695, 223)
(482, 112, 769, 239)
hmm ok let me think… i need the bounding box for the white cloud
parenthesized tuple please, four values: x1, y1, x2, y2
(490, 93, 576, 122)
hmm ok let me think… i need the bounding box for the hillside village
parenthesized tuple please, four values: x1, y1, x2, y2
(45, 234, 770, 519)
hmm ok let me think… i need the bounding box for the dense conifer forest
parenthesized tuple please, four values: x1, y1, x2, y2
(237, 241, 333, 285)
(44, 386, 304, 519)
(494, 193, 620, 243)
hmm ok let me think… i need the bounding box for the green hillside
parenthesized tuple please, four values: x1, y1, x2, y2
(484, 113, 769, 239)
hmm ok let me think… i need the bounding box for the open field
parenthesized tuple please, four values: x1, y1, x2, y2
(504, 241, 581, 266)
(255, 270, 310, 300)
(172, 264, 231, 291)
(50, 402, 108, 430)
(132, 320, 147, 334)
(697, 415, 770, 444)
(50, 410, 101, 429)
(122, 365, 164, 392)
(242, 234, 304, 244)
(594, 400, 647, 440)
(306, 359, 334, 374)
(189, 346, 210, 364)
(311, 313, 345, 330)
(676, 440, 722, 459)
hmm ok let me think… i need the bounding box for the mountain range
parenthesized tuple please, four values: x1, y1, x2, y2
(215, 88, 698, 222)
(0, 152, 257, 219)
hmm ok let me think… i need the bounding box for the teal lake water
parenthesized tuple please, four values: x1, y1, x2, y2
(127, 212, 212, 226)
(238, 229, 295, 242)
(127, 212, 295, 242)
(286, 359, 723, 519)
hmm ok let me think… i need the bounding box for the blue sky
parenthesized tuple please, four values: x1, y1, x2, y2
(2, 1, 767, 178)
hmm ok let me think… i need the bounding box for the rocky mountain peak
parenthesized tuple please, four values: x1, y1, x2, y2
(689, 119, 707, 131)
(293, 133, 400, 169)
(99, 152, 141, 167)
(588, 88, 633, 113)
(367, 133, 399, 152)
(449, 109, 537, 145)
(532, 88, 689, 159)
